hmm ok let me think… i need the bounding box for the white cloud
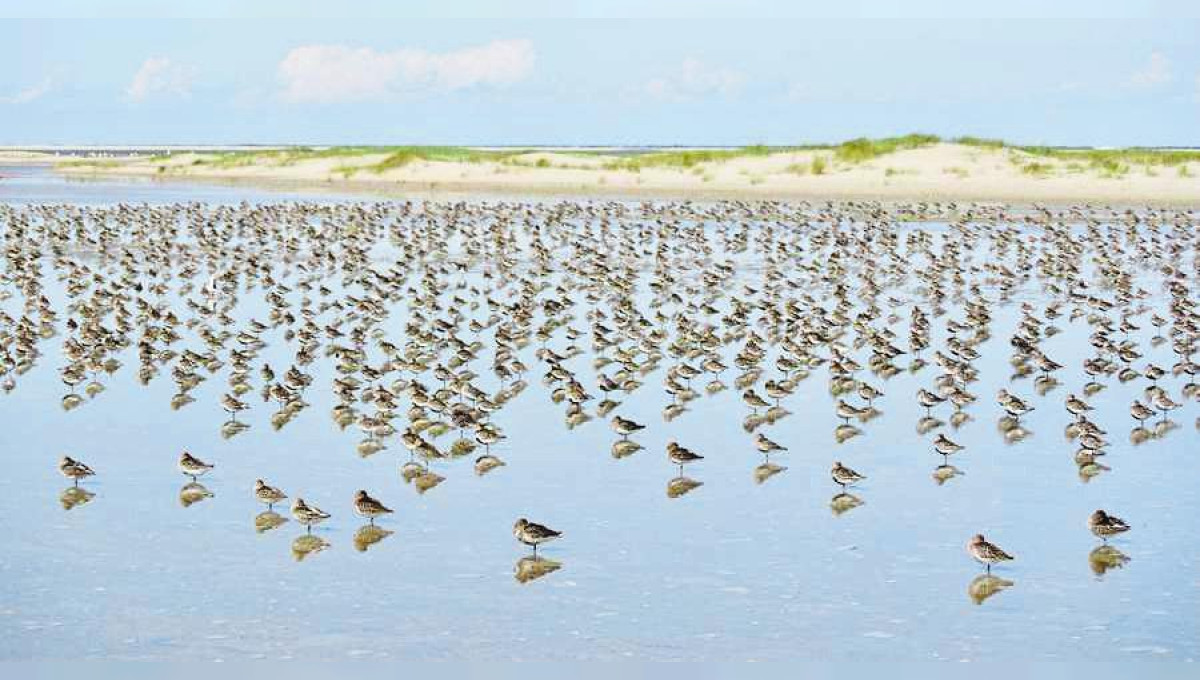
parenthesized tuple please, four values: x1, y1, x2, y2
(1128, 51, 1172, 88)
(1, 77, 52, 104)
(278, 39, 535, 104)
(125, 57, 193, 102)
(644, 59, 745, 101)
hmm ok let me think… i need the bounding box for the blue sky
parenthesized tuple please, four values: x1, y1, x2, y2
(2, 3, 1198, 146)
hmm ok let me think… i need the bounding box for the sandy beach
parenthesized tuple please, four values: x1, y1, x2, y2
(13, 142, 1200, 205)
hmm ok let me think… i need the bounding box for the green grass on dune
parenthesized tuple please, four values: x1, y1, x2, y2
(601, 145, 785, 171)
(832, 134, 942, 163)
(368, 146, 526, 173)
(196, 146, 527, 174)
(961, 138, 1200, 168)
(953, 136, 1006, 149)
(52, 137, 1200, 179)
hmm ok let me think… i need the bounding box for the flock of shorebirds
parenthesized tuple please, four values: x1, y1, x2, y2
(2, 198, 1196, 591)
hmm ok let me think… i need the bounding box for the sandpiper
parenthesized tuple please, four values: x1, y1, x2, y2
(1064, 394, 1092, 419)
(1129, 399, 1155, 422)
(1150, 390, 1180, 415)
(933, 433, 964, 458)
(353, 490, 393, 525)
(742, 389, 770, 412)
(666, 441, 704, 472)
(513, 517, 562, 555)
(254, 478, 287, 508)
(857, 381, 883, 404)
(831, 461, 865, 488)
(916, 388, 945, 414)
(754, 432, 787, 455)
(610, 415, 645, 438)
(967, 534, 1014, 573)
(178, 451, 214, 480)
(997, 389, 1034, 419)
(1088, 509, 1130, 542)
(58, 456, 96, 486)
(292, 498, 331, 532)
(835, 399, 869, 422)
(221, 392, 248, 419)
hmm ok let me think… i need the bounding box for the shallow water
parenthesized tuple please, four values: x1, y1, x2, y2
(0, 165, 1197, 661)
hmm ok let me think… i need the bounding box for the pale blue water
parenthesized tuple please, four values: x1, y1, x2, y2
(0, 165, 1197, 660)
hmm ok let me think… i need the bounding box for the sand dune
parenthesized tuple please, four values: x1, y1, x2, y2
(16, 143, 1200, 204)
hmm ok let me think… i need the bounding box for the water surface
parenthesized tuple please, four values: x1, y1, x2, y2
(1, 165, 1196, 661)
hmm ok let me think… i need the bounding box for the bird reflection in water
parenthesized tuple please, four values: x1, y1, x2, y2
(179, 482, 214, 508)
(354, 524, 395, 552)
(1089, 545, 1131, 578)
(220, 419, 250, 439)
(916, 416, 943, 435)
(514, 556, 562, 584)
(255, 510, 288, 534)
(667, 476, 703, 498)
(932, 464, 965, 486)
(413, 471, 445, 494)
(292, 534, 330, 562)
(998, 416, 1031, 443)
(968, 574, 1014, 605)
(830, 492, 864, 517)
(834, 424, 861, 444)
(753, 461, 787, 485)
(612, 439, 643, 459)
(59, 486, 95, 511)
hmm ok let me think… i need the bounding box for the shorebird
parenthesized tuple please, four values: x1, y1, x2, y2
(513, 517, 562, 556)
(857, 381, 883, 404)
(1064, 394, 1092, 419)
(667, 441, 704, 472)
(1130, 400, 1155, 422)
(1149, 390, 1180, 415)
(58, 456, 95, 486)
(254, 479, 287, 508)
(916, 388, 945, 414)
(474, 425, 505, 451)
(353, 490, 393, 525)
(610, 415, 645, 439)
(221, 392, 248, 420)
(742, 389, 770, 412)
(178, 451, 213, 480)
(831, 461, 865, 488)
(754, 432, 787, 455)
(1088, 509, 1130, 542)
(835, 399, 870, 422)
(933, 433, 964, 458)
(967, 534, 1014, 573)
(997, 389, 1034, 420)
(292, 498, 331, 532)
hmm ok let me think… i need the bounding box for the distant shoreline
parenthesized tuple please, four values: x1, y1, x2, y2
(6, 139, 1200, 206)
